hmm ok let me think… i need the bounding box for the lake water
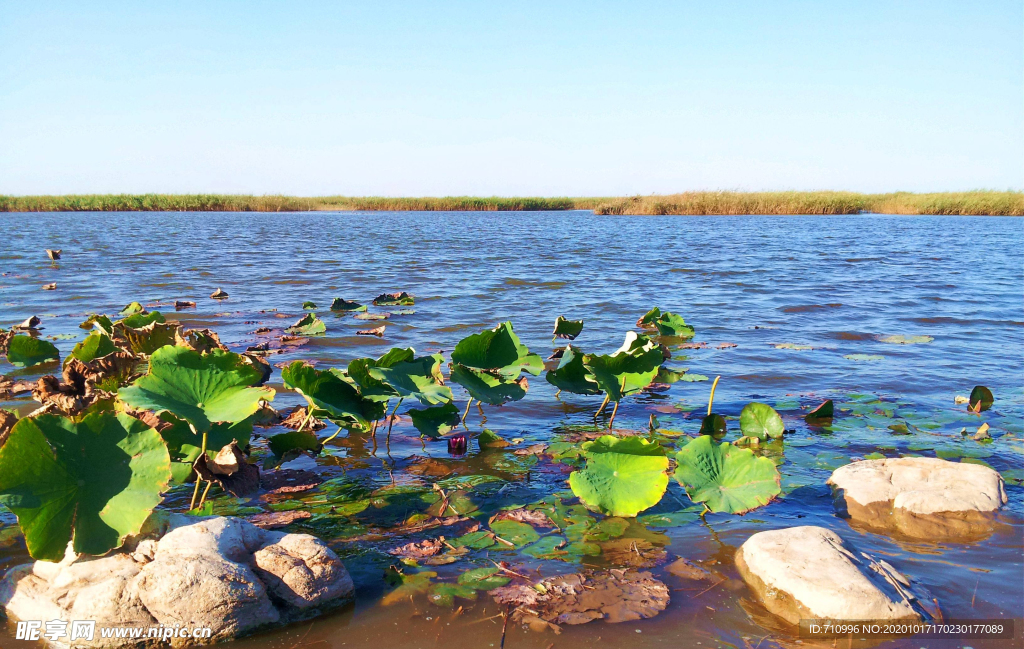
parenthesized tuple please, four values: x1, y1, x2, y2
(0, 211, 1022, 649)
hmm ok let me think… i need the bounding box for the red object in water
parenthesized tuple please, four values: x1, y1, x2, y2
(448, 434, 467, 455)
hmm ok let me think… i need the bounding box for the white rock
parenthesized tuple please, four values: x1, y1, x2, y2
(828, 457, 1007, 539)
(735, 526, 922, 626)
(0, 515, 354, 648)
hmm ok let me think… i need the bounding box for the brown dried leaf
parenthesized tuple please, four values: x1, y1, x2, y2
(0, 409, 18, 447)
(260, 468, 322, 494)
(175, 328, 229, 353)
(356, 325, 386, 337)
(388, 538, 444, 559)
(281, 406, 327, 431)
(248, 510, 311, 529)
(665, 557, 714, 581)
(193, 442, 260, 496)
(598, 538, 668, 569)
(491, 508, 555, 528)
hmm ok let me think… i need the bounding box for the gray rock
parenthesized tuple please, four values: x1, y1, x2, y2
(0, 515, 354, 648)
(735, 526, 925, 626)
(828, 457, 1006, 539)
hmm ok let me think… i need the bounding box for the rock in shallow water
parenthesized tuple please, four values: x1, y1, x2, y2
(0, 515, 354, 648)
(827, 457, 1006, 540)
(735, 526, 924, 626)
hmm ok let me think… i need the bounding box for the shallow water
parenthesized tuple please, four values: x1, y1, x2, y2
(0, 211, 1021, 649)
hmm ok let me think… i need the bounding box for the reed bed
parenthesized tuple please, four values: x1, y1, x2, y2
(1, 191, 1019, 215)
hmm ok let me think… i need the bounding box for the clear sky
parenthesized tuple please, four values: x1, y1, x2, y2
(1, 1, 1021, 196)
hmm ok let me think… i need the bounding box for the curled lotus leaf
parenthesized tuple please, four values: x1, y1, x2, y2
(373, 292, 414, 306)
(553, 316, 584, 340)
(449, 364, 527, 406)
(281, 361, 373, 426)
(159, 414, 253, 484)
(805, 399, 834, 421)
(368, 355, 452, 406)
(452, 321, 541, 376)
(120, 302, 145, 316)
(673, 435, 781, 514)
(78, 314, 114, 336)
(285, 313, 326, 335)
(118, 322, 180, 357)
(5, 335, 60, 367)
(969, 386, 993, 412)
(330, 298, 366, 312)
(653, 312, 695, 338)
(699, 413, 727, 436)
(117, 311, 164, 329)
(738, 402, 784, 440)
(69, 332, 119, 364)
(583, 332, 664, 401)
(409, 401, 461, 439)
(118, 346, 274, 433)
(568, 435, 669, 518)
(0, 411, 172, 561)
(302, 301, 317, 310)
(545, 345, 602, 396)
(347, 347, 416, 400)
(636, 307, 662, 328)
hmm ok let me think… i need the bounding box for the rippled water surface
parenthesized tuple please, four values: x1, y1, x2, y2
(0, 212, 1022, 649)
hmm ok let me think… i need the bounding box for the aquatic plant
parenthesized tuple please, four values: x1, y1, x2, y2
(673, 435, 781, 514)
(4, 335, 60, 367)
(569, 435, 669, 517)
(583, 332, 665, 428)
(552, 316, 584, 340)
(739, 402, 785, 441)
(449, 322, 542, 421)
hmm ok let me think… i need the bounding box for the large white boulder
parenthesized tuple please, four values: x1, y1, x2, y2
(828, 457, 1006, 539)
(0, 515, 354, 648)
(735, 526, 923, 626)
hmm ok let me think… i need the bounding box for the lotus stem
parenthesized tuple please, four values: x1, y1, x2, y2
(608, 400, 620, 430)
(297, 410, 313, 433)
(707, 375, 721, 416)
(188, 426, 208, 511)
(554, 389, 561, 398)
(386, 398, 404, 447)
(594, 394, 610, 418)
(198, 481, 213, 509)
(189, 478, 203, 511)
(322, 426, 343, 445)
(462, 398, 474, 423)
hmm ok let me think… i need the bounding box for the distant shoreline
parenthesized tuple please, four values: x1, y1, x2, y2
(1, 191, 1020, 216)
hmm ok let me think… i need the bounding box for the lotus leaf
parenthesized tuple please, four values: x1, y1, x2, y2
(382, 567, 437, 605)
(545, 345, 601, 395)
(0, 412, 171, 561)
(268, 429, 321, 456)
(451, 321, 540, 373)
(449, 364, 527, 406)
(477, 429, 509, 448)
(879, 334, 933, 345)
(285, 313, 326, 335)
(409, 401, 461, 438)
(553, 316, 584, 340)
(117, 311, 164, 329)
(302, 301, 317, 309)
(118, 321, 179, 356)
(489, 519, 541, 547)
(653, 312, 695, 337)
(282, 362, 373, 426)
(118, 346, 274, 432)
(449, 530, 496, 549)
(120, 302, 145, 315)
(739, 402, 784, 440)
(5, 335, 60, 367)
(679, 373, 709, 382)
(330, 298, 366, 312)
(79, 314, 115, 335)
(373, 292, 414, 306)
(805, 399, 834, 421)
(368, 355, 452, 406)
(969, 386, 993, 412)
(428, 583, 477, 606)
(673, 435, 781, 514)
(69, 332, 119, 364)
(347, 348, 416, 400)
(568, 435, 669, 517)
(457, 566, 511, 590)
(637, 307, 662, 328)
(159, 415, 252, 483)
(583, 332, 664, 401)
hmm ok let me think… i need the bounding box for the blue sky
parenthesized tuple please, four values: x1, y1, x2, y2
(1, 1, 1020, 196)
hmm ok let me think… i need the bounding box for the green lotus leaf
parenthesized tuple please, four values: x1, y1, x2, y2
(5, 335, 60, 367)
(489, 519, 541, 548)
(699, 413, 727, 436)
(451, 321, 522, 370)
(120, 302, 145, 315)
(655, 366, 687, 384)
(347, 347, 416, 400)
(79, 314, 115, 335)
(739, 402, 784, 440)
(583, 332, 664, 401)
(285, 313, 326, 335)
(382, 567, 437, 605)
(805, 399, 834, 421)
(637, 307, 662, 328)
(118, 322, 179, 356)
(267, 429, 321, 457)
(0, 411, 172, 561)
(654, 312, 695, 338)
(844, 354, 885, 361)
(879, 334, 933, 345)
(118, 346, 274, 433)
(679, 373, 710, 382)
(117, 311, 165, 329)
(159, 415, 252, 483)
(568, 435, 669, 518)
(553, 316, 584, 340)
(69, 332, 119, 364)
(302, 301, 317, 309)
(428, 583, 477, 607)
(330, 298, 366, 312)
(368, 355, 452, 406)
(282, 361, 372, 426)
(969, 386, 993, 412)
(373, 292, 414, 306)
(448, 529, 495, 549)
(409, 401, 461, 439)
(477, 429, 509, 448)
(674, 435, 781, 514)
(457, 566, 511, 591)
(545, 345, 602, 396)
(449, 364, 527, 406)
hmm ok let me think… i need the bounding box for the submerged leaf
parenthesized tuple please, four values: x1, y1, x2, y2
(674, 435, 780, 514)
(568, 435, 669, 517)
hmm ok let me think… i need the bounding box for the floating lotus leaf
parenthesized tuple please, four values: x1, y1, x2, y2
(428, 583, 477, 606)
(79, 314, 115, 335)
(330, 298, 366, 312)
(449, 364, 527, 406)
(545, 345, 602, 396)
(282, 362, 373, 426)
(120, 302, 145, 315)
(368, 355, 452, 406)
(739, 402, 784, 440)
(5, 335, 60, 367)
(653, 312, 695, 338)
(969, 386, 993, 412)
(409, 401, 461, 438)
(489, 520, 541, 548)
(347, 347, 416, 400)
(878, 334, 933, 345)
(655, 366, 687, 384)
(553, 316, 584, 340)
(382, 567, 437, 605)
(844, 354, 884, 361)
(373, 292, 414, 306)
(583, 332, 664, 401)
(118, 346, 274, 433)
(159, 414, 252, 483)
(805, 399, 834, 421)
(69, 332, 119, 364)
(0, 411, 171, 561)
(568, 435, 669, 517)
(679, 373, 709, 382)
(673, 435, 781, 514)
(477, 429, 509, 448)
(302, 301, 317, 309)
(458, 566, 511, 590)
(353, 313, 389, 321)
(773, 343, 813, 350)
(448, 530, 496, 550)
(285, 313, 326, 335)
(636, 307, 662, 328)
